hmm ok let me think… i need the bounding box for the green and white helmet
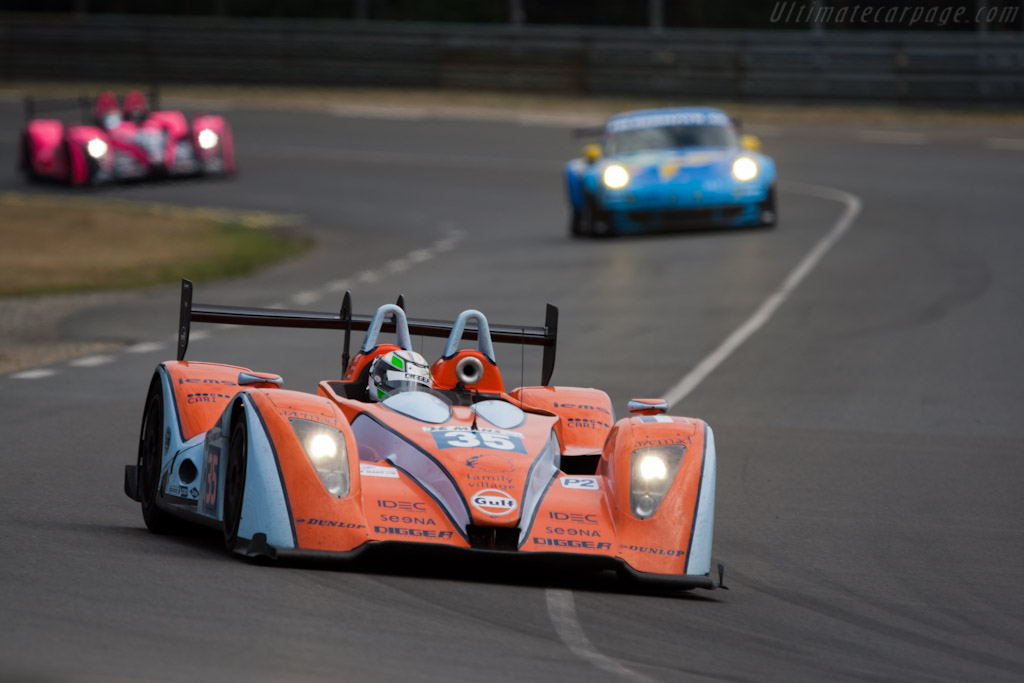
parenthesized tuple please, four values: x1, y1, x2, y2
(367, 349, 431, 401)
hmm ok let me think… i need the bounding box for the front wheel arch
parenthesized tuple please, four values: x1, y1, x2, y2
(137, 373, 186, 534)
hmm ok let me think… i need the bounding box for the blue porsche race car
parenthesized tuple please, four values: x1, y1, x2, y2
(564, 107, 777, 236)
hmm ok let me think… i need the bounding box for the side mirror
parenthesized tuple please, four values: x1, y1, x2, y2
(741, 134, 762, 152)
(583, 144, 602, 164)
(628, 398, 668, 416)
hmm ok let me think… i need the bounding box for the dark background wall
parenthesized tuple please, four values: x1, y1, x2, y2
(2, 0, 1023, 30)
(2, 8, 1023, 104)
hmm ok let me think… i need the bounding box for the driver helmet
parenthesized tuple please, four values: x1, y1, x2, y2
(94, 91, 121, 131)
(367, 349, 431, 401)
(122, 89, 150, 123)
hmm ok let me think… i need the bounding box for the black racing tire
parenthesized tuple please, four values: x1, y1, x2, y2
(222, 417, 248, 551)
(569, 207, 583, 237)
(582, 194, 613, 238)
(19, 133, 36, 179)
(138, 375, 184, 534)
(759, 184, 778, 228)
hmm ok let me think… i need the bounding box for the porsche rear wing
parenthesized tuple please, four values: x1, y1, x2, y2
(176, 279, 559, 385)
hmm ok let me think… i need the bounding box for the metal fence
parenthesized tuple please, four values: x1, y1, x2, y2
(2, 14, 1024, 103)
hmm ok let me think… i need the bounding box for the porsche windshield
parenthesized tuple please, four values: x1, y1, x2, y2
(605, 124, 739, 155)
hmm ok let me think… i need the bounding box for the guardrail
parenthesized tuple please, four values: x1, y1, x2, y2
(2, 15, 1023, 103)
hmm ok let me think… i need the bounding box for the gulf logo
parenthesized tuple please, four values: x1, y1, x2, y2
(471, 489, 518, 516)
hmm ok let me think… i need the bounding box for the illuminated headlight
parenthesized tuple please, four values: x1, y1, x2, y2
(732, 157, 758, 181)
(86, 138, 108, 159)
(630, 446, 686, 519)
(197, 128, 219, 150)
(638, 454, 668, 481)
(290, 418, 349, 498)
(309, 433, 337, 460)
(602, 164, 629, 189)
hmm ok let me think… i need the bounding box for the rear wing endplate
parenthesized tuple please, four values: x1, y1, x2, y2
(176, 279, 559, 385)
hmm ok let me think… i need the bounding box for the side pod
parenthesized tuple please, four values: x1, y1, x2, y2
(600, 415, 717, 578)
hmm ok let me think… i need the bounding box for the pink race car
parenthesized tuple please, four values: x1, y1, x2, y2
(18, 89, 235, 186)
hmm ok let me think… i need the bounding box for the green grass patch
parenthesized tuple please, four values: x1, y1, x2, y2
(0, 193, 312, 297)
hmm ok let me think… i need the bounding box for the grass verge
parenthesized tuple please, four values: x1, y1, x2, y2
(0, 193, 312, 297)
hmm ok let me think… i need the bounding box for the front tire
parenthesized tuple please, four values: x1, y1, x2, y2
(222, 418, 248, 551)
(759, 184, 777, 228)
(138, 376, 184, 534)
(580, 193, 612, 238)
(569, 207, 583, 237)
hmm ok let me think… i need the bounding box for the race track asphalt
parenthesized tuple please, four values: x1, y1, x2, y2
(0, 102, 1022, 683)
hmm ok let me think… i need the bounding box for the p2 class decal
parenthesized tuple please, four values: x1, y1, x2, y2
(470, 489, 518, 516)
(427, 428, 527, 454)
(360, 462, 399, 478)
(559, 476, 599, 490)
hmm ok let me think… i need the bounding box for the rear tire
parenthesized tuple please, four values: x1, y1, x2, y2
(19, 133, 36, 180)
(222, 418, 248, 551)
(138, 376, 185, 534)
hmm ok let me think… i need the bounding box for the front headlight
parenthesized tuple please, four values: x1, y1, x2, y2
(290, 418, 349, 498)
(630, 445, 685, 519)
(732, 157, 758, 181)
(86, 138, 108, 159)
(197, 128, 219, 150)
(603, 164, 629, 189)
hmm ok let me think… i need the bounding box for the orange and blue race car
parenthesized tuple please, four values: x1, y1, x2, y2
(18, 89, 234, 186)
(124, 280, 722, 591)
(565, 107, 776, 236)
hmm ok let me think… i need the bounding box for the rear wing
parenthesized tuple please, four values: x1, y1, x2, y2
(176, 279, 559, 386)
(24, 87, 161, 122)
(23, 95, 92, 123)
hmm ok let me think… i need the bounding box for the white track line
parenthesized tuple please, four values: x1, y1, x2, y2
(10, 368, 57, 379)
(546, 182, 861, 683)
(275, 229, 463, 307)
(291, 290, 322, 305)
(662, 182, 861, 408)
(69, 354, 115, 368)
(125, 341, 165, 353)
(545, 590, 662, 683)
(326, 279, 351, 293)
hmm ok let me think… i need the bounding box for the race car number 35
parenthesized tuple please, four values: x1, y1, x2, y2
(430, 430, 526, 454)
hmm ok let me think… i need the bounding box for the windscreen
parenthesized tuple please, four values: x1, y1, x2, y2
(605, 124, 739, 155)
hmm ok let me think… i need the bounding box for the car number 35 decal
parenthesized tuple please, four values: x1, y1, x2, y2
(430, 430, 527, 454)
